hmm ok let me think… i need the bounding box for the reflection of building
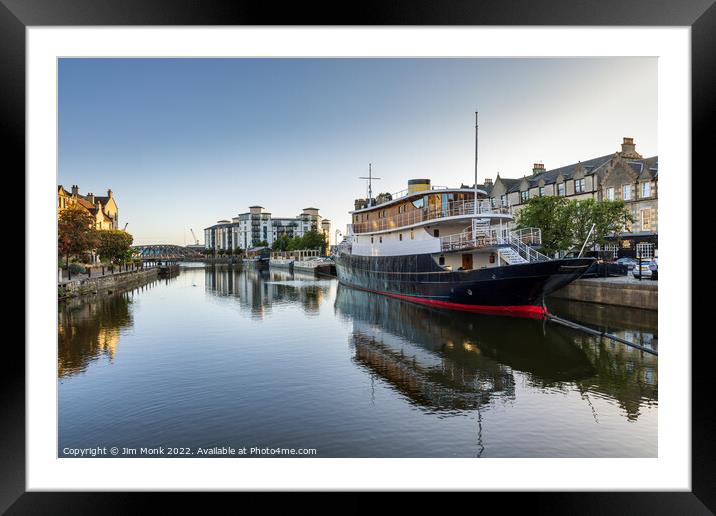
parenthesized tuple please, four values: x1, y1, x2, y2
(486, 137, 658, 258)
(58, 289, 134, 378)
(57, 184, 119, 230)
(204, 266, 329, 318)
(204, 206, 331, 252)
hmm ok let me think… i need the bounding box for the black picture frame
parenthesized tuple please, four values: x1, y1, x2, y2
(5, 0, 711, 513)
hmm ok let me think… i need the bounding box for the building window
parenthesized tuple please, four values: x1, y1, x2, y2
(500, 194, 508, 206)
(641, 209, 652, 231)
(575, 178, 586, 193)
(557, 183, 565, 196)
(521, 190, 529, 202)
(636, 242, 654, 259)
(641, 182, 651, 198)
(539, 187, 545, 197)
(606, 187, 614, 201)
(623, 184, 632, 200)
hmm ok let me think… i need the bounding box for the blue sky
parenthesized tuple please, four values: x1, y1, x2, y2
(59, 58, 657, 245)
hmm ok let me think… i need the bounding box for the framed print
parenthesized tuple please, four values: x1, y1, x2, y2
(5, 0, 713, 512)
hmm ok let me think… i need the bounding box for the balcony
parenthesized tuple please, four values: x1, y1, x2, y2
(350, 199, 510, 234)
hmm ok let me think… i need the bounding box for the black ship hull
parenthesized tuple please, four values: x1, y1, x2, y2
(335, 252, 594, 318)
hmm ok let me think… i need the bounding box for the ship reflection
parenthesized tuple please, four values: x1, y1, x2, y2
(204, 265, 330, 318)
(335, 285, 656, 420)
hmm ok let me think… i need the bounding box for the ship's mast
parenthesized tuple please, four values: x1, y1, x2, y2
(474, 111, 479, 215)
(359, 163, 381, 207)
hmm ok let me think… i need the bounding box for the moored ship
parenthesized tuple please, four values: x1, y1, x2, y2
(335, 176, 594, 318)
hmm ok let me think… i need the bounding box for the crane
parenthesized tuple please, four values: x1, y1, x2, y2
(190, 228, 199, 245)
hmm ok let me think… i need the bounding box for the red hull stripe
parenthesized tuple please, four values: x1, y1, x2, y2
(351, 285, 547, 319)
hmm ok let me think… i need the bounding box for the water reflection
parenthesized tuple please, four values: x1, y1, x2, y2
(335, 285, 657, 421)
(204, 265, 330, 317)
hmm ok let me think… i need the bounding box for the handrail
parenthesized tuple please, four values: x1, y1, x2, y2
(438, 226, 550, 262)
(351, 198, 511, 234)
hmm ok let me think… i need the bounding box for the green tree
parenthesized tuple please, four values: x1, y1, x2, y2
(300, 230, 328, 253)
(272, 234, 290, 252)
(234, 246, 244, 255)
(58, 206, 99, 267)
(96, 229, 134, 264)
(514, 196, 573, 254)
(569, 199, 633, 251)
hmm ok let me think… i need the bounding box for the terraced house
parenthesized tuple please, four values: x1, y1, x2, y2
(57, 184, 119, 230)
(488, 137, 658, 259)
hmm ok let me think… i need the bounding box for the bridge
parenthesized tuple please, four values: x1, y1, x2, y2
(132, 244, 204, 262)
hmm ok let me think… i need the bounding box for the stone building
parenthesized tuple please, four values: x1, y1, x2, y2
(486, 137, 658, 258)
(58, 184, 119, 230)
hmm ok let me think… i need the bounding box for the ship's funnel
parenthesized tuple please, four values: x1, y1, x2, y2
(408, 179, 431, 194)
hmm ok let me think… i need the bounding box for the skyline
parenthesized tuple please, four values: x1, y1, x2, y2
(58, 57, 657, 246)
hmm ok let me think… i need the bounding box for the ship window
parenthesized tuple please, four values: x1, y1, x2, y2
(379, 236, 383, 243)
(433, 229, 439, 237)
(439, 255, 445, 265)
(399, 233, 402, 241)
(411, 230, 415, 240)
(371, 236, 374, 244)
(412, 197, 424, 209)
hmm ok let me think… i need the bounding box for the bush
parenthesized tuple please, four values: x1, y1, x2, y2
(68, 263, 87, 275)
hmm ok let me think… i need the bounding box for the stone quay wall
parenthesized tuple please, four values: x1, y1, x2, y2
(549, 277, 657, 311)
(58, 267, 159, 300)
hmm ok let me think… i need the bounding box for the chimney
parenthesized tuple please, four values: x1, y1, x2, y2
(621, 137, 637, 156)
(532, 163, 545, 175)
(107, 188, 113, 198)
(86, 192, 94, 204)
(484, 178, 493, 186)
(71, 185, 79, 196)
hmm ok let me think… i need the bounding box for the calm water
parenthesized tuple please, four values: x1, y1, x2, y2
(58, 265, 657, 457)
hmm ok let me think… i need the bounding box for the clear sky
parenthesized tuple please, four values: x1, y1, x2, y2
(59, 58, 657, 246)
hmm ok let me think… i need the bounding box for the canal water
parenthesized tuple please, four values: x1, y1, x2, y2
(58, 265, 657, 458)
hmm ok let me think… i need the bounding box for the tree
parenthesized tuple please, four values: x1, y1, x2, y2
(514, 197, 573, 255)
(272, 234, 290, 252)
(569, 199, 633, 252)
(96, 229, 134, 264)
(234, 246, 244, 255)
(58, 206, 98, 267)
(300, 230, 328, 253)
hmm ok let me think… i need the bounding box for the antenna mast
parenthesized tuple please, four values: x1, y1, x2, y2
(474, 111, 479, 215)
(359, 163, 381, 207)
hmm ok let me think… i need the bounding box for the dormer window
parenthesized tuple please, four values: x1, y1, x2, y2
(557, 183, 565, 196)
(521, 190, 529, 202)
(641, 182, 651, 198)
(575, 178, 586, 193)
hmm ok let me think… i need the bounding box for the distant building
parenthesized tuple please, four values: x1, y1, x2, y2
(204, 206, 331, 252)
(487, 137, 658, 258)
(58, 184, 119, 230)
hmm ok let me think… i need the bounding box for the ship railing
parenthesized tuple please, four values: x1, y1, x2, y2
(505, 228, 551, 262)
(352, 199, 511, 234)
(440, 227, 500, 252)
(439, 226, 551, 262)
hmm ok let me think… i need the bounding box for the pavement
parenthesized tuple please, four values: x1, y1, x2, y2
(579, 274, 657, 284)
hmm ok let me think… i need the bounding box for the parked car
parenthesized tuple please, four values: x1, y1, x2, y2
(632, 260, 655, 279)
(582, 261, 628, 278)
(616, 257, 637, 271)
